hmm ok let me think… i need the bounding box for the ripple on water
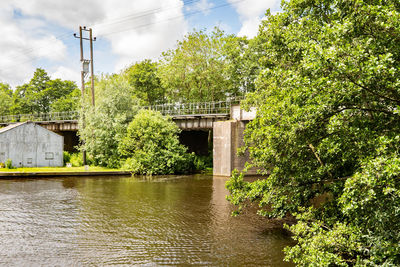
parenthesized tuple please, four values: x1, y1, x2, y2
(0, 175, 294, 266)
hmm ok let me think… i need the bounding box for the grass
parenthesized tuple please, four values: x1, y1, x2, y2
(0, 166, 122, 173)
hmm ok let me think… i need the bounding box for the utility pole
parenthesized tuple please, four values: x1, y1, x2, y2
(74, 26, 96, 165)
(74, 26, 96, 105)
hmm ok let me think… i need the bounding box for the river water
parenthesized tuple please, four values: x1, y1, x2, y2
(0, 175, 293, 266)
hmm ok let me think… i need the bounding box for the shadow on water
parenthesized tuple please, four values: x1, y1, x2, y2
(0, 174, 294, 266)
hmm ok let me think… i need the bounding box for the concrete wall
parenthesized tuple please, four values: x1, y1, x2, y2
(213, 121, 233, 176)
(231, 104, 256, 121)
(0, 122, 63, 167)
(213, 120, 257, 177)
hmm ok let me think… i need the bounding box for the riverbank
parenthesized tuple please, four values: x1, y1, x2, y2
(0, 166, 131, 177)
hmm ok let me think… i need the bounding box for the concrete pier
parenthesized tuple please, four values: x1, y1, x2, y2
(213, 105, 257, 177)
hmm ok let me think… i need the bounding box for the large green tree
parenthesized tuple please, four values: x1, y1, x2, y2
(158, 29, 249, 102)
(227, 0, 400, 265)
(11, 68, 79, 114)
(124, 60, 165, 105)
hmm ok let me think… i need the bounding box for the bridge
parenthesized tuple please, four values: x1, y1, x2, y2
(0, 99, 239, 130)
(0, 98, 255, 176)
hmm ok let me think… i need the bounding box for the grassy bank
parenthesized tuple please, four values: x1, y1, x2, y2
(0, 166, 121, 173)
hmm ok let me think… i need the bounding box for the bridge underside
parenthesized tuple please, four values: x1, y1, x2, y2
(1, 114, 230, 160)
(173, 114, 229, 130)
(179, 130, 211, 156)
(31, 116, 228, 154)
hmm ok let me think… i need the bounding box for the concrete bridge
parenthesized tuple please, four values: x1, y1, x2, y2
(0, 99, 256, 176)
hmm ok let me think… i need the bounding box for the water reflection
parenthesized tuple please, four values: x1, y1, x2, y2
(0, 175, 293, 266)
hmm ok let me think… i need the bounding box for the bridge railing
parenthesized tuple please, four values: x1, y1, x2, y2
(0, 111, 80, 124)
(0, 98, 242, 124)
(145, 98, 241, 116)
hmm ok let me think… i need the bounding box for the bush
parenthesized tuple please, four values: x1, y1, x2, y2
(70, 153, 83, 167)
(67, 152, 93, 167)
(119, 109, 194, 175)
(193, 154, 213, 171)
(5, 159, 14, 169)
(63, 151, 71, 166)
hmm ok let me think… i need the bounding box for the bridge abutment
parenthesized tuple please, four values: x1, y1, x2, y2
(213, 105, 257, 177)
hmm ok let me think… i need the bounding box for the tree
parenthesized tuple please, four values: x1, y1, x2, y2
(158, 28, 246, 102)
(227, 0, 400, 265)
(79, 74, 141, 168)
(0, 83, 13, 115)
(11, 68, 79, 114)
(124, 60, 165, 105)
(50, 88, 81, 112)
(119, 109, 193, 175)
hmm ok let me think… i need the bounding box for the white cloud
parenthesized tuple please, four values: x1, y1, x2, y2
(93, 0, 187, 72)
(0, 5, 67, 86)
(228, 0, 279, 37)
(51, 66, 80, 84)
(0, 0, 187, 87)
(186, 0, 214, 15)
(11, 0, 104, 29)
(237, 16, 263, 37)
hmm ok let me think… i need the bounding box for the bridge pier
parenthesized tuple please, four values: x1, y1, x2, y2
(212, 105, 257, 177)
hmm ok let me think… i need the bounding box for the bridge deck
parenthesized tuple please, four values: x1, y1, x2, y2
(0, 99, 239, 130)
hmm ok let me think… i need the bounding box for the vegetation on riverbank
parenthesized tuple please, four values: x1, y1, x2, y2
(119, 110, 195, 175)
(0, 166, 120, 173)
(227, 0, 400, 266)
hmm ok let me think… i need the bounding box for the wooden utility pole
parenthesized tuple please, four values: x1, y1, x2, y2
(89, 28, 95, 106)
(74, 26, 96, 105)
(74, 26, 96, 165)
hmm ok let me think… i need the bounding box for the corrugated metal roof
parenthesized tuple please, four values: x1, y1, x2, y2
(0, 122, 27, 134)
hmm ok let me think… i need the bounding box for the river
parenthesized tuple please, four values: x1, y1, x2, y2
(0, 174, 294, 266)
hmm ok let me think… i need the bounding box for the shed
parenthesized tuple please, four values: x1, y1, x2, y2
(0, 122, 63, 167)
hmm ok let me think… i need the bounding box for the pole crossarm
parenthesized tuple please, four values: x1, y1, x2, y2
(0, 98, 242, 124)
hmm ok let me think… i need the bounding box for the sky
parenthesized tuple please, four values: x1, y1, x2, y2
(0, 0, 281, 88)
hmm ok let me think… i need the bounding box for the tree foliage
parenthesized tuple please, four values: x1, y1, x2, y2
(158, 28, 249, 102)
(119, 109, 194, 175)
(79, 74, 140, 168)
(124, 59, 165, 105)
(10, 68, 79, 114)
(227, 0, 400, 265)
(0, 83, 13, 115)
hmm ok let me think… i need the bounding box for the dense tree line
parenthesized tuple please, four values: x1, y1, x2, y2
(0, 68, 80, 115)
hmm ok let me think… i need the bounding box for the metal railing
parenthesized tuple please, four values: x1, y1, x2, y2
(0, 111, 80, 124)
(0, 98, 242, 124)
(144, 98, 241, 116)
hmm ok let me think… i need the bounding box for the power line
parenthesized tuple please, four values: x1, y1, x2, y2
(0, 0, 247, 76)
(99, 0, 246, 37)
(9, 0, 202, 60)
(89, 0, 201, 30)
